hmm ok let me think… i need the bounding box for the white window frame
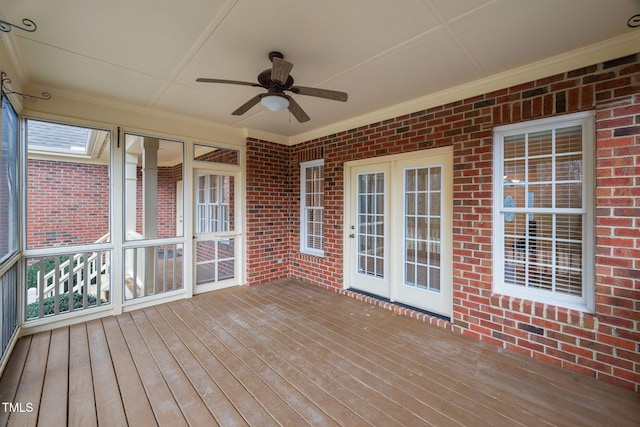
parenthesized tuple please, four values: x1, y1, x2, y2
(492, 111, 595, 312)
(300, 159, 324, 257)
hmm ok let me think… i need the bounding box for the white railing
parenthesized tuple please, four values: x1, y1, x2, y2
(38, 234, 110, 300)
(124, 232, 183, 301)
(26, 232, 185, 320)
(125, 231, 145, 299)
(27, 234, 111, 320)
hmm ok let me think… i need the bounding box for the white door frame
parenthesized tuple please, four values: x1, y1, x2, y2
(192, 166, 243, 294)
(343, 146, 453, 317)
(346, 162, 391, 298)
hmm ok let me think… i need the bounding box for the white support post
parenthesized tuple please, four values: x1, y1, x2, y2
(142, 137, 159, 292)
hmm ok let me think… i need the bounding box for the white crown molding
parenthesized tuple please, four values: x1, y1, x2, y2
(286, 32, 640, 146)
(242, 128, 289, 145)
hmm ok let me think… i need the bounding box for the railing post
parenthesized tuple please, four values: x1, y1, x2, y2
(38, 259, 45, 319)
(83, 253, 90, 309)
(68, 253, 75, 313)
(53, 256, 60, 315)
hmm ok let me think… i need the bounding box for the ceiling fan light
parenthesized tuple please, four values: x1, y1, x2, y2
(261, 95, 289, 112)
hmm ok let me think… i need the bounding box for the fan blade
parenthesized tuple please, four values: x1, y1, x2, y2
(285, 95, 310, 123)
(290, 86, 348, 102)
(232, 94, 262, 115)
(271, 57, 294, 85)
(196, 78, 263, 88)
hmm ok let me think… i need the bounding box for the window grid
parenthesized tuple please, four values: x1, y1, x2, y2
(497, 114, 592, 308)
(357, 172, 384, 278)
(300, 160, 324, 256)
(404, 166, 441, 292)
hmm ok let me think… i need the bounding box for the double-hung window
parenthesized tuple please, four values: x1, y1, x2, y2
(300, 159, 324, 256)
(493, 111, 594, 311)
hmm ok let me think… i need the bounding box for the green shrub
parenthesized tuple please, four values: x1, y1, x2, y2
(26, 292, 105, 319)
(26, 256, 70, 289)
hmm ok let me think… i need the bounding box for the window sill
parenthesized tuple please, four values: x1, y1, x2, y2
(297, 252, 324, 261)
(492, 284, 594, 315)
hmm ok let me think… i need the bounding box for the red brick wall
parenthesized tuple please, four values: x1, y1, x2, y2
(159, 163, 182, 237)
(28, 160, 182, 247)
(195, 148, 239, 165)
(246, 53, 640, 391)
(593, 93, 640, 389)
(245, 139, 291, 284)
(27, 159, 109, 248)
(135, 164, 182, 238)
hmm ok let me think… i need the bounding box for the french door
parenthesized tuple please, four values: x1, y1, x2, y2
(345, 147, 452, 317)
(193, 171, 241, 293)
(349, 163, 391, 298)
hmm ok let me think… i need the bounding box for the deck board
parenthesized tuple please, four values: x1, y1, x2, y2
(192, 294, 364, 426)
(68, 323, 97, 427)
(225, 286, 501, 424)
(154, 303, 277, 427)
(38, 328, 68, 427)
(171, 299, 308, 426)
(200, 291, 402, 426)
(254, 282, 592, 425)
(209, 285, 456, 425)
(101, 316, 157, 427)
(128, 309, 218, 426)
(233, 283, 491, 426)
(87, 319, 128, 426)
(2, 278, 639, 426)
(10, 331, 49, 426)
(0, 336, 31, 427)
(186, 298, 337, 426)
(274, 281, 640, 425)
(324, 291, 639, 423)
(116, 312, 188, 427)
(143, 306, 248, 427)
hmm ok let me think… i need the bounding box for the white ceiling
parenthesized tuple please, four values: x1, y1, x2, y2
(2, 0, 639, 142)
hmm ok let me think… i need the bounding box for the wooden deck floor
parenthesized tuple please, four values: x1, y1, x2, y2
(1, 278, 638, 426)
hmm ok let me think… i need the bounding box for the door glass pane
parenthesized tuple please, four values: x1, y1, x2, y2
(357, 172, 384, 278)
(196, 174, 234, 233)
(196, 238, 235, 285)
(124, 134, 184, 241)
(218, 239, 235, 281)
(404, 166, 441, 292)
(196, 241, 216, 285)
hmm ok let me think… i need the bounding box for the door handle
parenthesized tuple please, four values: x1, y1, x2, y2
(349, 234, 355, 238)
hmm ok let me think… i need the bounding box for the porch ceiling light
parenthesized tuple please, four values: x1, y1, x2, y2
(261, 94, 289, 112)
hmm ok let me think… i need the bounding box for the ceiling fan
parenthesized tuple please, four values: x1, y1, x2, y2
(196, 51, 348, 123)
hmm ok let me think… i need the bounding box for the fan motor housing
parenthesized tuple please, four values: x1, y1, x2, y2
(268, 51, 284, 61)
(258, 69, 294, 90)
